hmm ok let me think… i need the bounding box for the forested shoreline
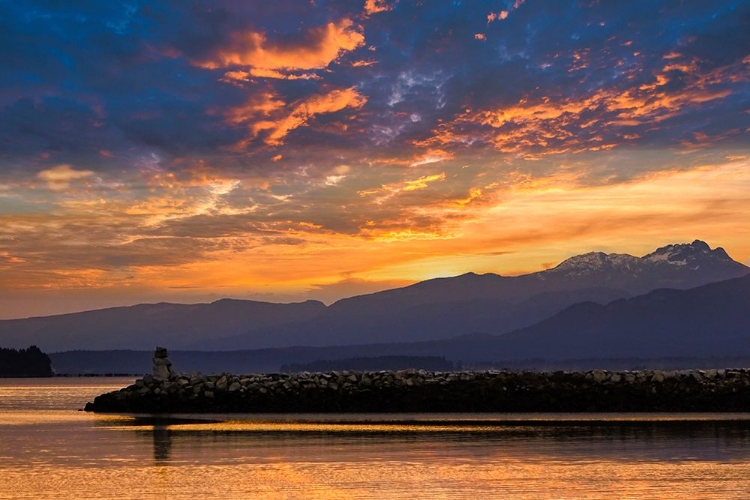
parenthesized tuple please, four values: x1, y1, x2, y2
(0, 346, 53, 377)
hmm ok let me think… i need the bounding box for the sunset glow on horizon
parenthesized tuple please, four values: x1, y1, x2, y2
(1, 1, 748, 318)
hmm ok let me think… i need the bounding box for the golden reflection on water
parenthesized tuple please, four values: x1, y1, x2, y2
(0, 377, 135, 411)
(4, 449, 750, 500)
(116, 421, 513, 433)
(66, 414, 750, 499)
(4, 379, 750, 499)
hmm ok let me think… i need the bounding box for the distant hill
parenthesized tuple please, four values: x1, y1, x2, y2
(3, 240, 748, 352)
(204, 286, 631, 350)
(476, 273, 750, 361)
(279, 356, 455, 373)
(0, 299, 326, 352)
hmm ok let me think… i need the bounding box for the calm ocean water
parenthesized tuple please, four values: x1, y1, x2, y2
(2, 378, 750, 499)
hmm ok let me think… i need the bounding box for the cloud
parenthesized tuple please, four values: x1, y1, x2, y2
(198, 18, 365, 80)
(403, 173, 446, 191)
(221, 69, 320, 81)
(364, 0, 395, 16)
(0, 251, 24, 264)
(359, 172, 445, 198)
(351, 59, 377, 67)
(224, 91, 286, 125)
(487, 0, 524, 24)
(422, 55, 747, 159)
(233, 87, 367, 146)
(36, 165, 95, 191)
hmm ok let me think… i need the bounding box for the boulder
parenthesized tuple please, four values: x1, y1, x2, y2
(590, 370, 607, 383)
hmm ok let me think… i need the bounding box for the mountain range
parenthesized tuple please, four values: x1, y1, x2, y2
(480, 273, 750, 361)
(2, 240, 748, 362)
(49, 273, 750, 374)
(207, 239, 747, 350)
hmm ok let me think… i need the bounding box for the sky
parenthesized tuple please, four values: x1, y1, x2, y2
(0, 0, 749, 319)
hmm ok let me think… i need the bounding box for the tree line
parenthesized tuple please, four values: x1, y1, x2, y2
(0, 345, 53, 377)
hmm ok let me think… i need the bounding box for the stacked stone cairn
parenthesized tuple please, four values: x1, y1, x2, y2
(84, 350, 750, 413)
(152, 347, 174, 381)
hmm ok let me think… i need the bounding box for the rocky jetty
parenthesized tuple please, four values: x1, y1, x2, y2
(84, 349, 750, 413)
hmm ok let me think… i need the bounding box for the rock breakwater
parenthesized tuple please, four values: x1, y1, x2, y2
(85, 351, 750, 413)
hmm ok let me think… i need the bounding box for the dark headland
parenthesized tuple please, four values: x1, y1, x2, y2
(0, 346, 53, 377)
(85, 348, 750, 413)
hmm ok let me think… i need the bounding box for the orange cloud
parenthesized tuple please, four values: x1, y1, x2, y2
(358, 172, 446, 203)
(36, 165, 95, 191)
(421, 57, 746, 158)
(222, 69, 320, 81)
(248, 87, 367, 146)
(225, 91, 286, 125)
(488, 2, 518, 23)
(403, 173, 446, 191)
(364, 0, 394, 16)
(409, 149, 454, 167)
(0, 251, 25, 264)
(199, 19, 365, 80)
(680, 128, 742, 151)
(453, 187, 485, 207)
(5, 153, 750, 313)
(487, 11, 508, 23)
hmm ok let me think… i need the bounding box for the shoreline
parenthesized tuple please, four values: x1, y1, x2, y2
(85, 367, 750, 414)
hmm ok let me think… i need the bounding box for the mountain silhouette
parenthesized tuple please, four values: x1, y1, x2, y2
(1, 240, 747, 352)
(436, 273, 750, 362)
(0, 299, 325, 351)
(49, 274, 750, 374)
(202, 239, 748, 349)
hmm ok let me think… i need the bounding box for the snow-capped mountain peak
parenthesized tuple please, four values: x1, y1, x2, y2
(552, 252, 640, 274)
(547, 240, 743, 280)
(642, 240, 730, 266)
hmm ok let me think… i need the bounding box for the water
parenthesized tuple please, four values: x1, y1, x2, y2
(2, 379, 750, 499)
